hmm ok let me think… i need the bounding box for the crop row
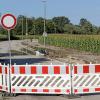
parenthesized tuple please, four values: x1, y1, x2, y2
(38, 34, 100, 54)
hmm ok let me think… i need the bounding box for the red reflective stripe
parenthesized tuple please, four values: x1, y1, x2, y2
(95, 88, 100, 91)
(95, 65, 100, 73)
(12, 88, 15, 92)
(0, 86, 2, 89)
(32, 89, 37, 92)
(55, 89, 61, 93)
(31, 66, 36, 74)
(74, 89, 78, 93)
(5, 67, 7, 74)
(66, 89, 70, 93)
(66, 66, 69, 74)
(21, 89, 26, 92)
(20, 67, 25, 74)
(83, 65, 89, 73)
(12, 66, 14, 74)
(43, 89, 49, 92)
(83, 88, 89, 92)
(0, 66, 2, 73)
(42, 66, 48, 74)
(74, 66, 77, 74)
(54, 66, 60, 74)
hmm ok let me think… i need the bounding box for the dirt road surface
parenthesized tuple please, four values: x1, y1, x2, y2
(1, 94, 100, 100)
(1, 40, 99, 64)
(0, 40, 66, 65)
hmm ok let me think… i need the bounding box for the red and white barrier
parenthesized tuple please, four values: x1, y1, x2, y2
(72, 64, 100, 94)
(0, 64, 10, 92)
(10, 64, 71, 94)
(0, 63, 100, 95)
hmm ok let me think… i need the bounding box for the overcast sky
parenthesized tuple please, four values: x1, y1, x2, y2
(0, 0, 100, 26)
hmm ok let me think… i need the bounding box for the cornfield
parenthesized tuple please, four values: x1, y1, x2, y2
(38, 34, 100, 54)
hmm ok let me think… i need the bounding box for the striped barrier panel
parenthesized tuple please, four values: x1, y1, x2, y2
(0, 64, 10, 92)
(72, 64, 100, 94)
(11, 64, 71, 94)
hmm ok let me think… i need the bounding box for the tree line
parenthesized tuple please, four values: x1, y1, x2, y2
(0, 15, 100, 36)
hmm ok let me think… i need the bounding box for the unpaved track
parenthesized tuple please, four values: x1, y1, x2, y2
(0, 40, 66, 65)
(0, 40, 24, 53)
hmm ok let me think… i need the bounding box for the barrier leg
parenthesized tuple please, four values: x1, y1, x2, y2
(67, 94, 81, 99)
(0, 92, 3, 100)
(10, 93, 16, 97)
(1, 92, 16, 97)
(68, 64, 81, 99)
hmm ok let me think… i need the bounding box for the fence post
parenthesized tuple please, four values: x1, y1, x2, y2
(68, 63, 81, 99)
(70, 64, 73, 95)
(8, 63, 11, 93)
(0, 63, 3, 92)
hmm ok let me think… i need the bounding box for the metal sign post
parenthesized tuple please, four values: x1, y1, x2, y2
(42, 0, 47, 47)
(0, 14, 17, 66)
(8, 29, 12, 66)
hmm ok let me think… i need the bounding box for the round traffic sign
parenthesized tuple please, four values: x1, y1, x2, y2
(0, 14, 17, 30)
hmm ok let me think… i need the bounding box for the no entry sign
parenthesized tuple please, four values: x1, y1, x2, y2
(0, 14, 17, 66)
(0, 14, 17, 30)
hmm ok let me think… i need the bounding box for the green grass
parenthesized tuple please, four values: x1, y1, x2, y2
(0, 34, 8, 41)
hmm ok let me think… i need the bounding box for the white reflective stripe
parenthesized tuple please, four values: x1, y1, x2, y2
(17, 89, 21, 93)
(48, 65, 54, 74)
(60, 66, 66, 74)
(37, 65, 42, 74)
(61, 89, 66, 94)
(26, 66, 31, 74)
(2, 66, 5, 74)
(27, 89, 32, 93)
(14, 66, 19, 74)
(77, 65, 83, 74)
(49, 89, 55, 93)
(90, 88, 95, 93)
(78, 88, 83, 93)
(37, 89, 43, 92)
(89, 64, 95, 73)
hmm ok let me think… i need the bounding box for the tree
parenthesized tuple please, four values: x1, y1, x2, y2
(46, 20, 55, 33)
(79, 18, 93, 34)
(64, 24, 74, 34)
(1, 15, 99, 37)
(34, 17, 44, 34)
(52, 16, 70, 33)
